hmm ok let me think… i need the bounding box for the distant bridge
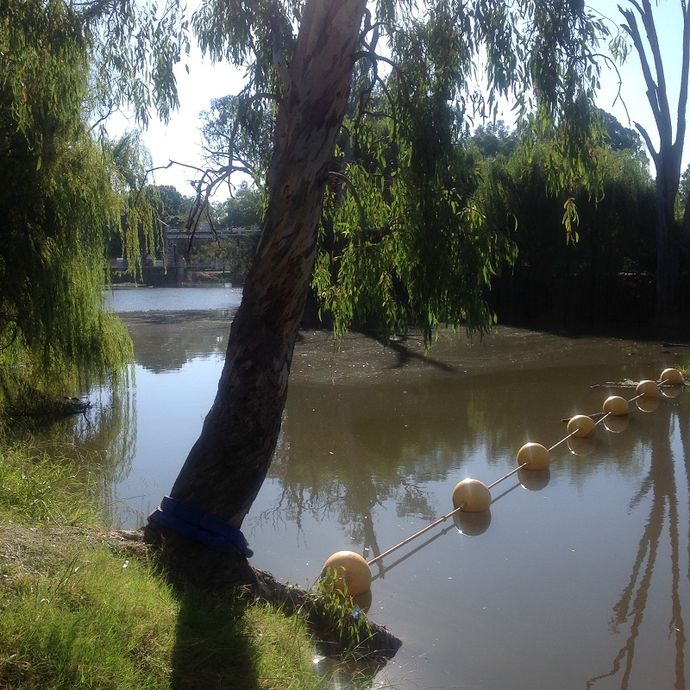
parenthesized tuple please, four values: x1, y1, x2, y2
(164, 224, 260, 242)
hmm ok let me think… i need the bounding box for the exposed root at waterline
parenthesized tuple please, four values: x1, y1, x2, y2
(110, 528, 401, 662)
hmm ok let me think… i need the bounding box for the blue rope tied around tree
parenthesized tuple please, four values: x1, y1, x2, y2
(149, 496, 253, 557)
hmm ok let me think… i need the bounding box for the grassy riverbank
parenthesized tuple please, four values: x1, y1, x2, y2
(0, 444, 328, 689)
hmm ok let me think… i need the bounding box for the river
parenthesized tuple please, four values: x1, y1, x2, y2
(68, 288, 690, 688)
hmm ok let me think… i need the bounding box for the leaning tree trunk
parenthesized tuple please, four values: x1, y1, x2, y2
(145, 0, 367, 582)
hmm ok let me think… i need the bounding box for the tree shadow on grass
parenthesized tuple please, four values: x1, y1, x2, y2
(170, 588, 259, 690)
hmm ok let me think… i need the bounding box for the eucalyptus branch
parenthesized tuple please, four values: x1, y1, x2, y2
(590, 52, 631, 122)
(638, 0, 668, 99)
(353, 56, 378, 130)
(375, 76, 399, 137)
(88, 103, 117, 132)
(185, 172, 214, 260)
(354, 51, 405, 84)
(147, 159, 211, 176)
(676, 1, 690, 152)
(634, 120, 659, 164)
(618, 6, 662, 126)
(637, 0, 674, 143)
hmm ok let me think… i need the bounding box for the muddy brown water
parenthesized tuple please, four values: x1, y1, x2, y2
(63, 289, 690, 688)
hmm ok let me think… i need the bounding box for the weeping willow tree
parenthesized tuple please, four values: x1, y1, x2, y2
(0, 0, 185, 418)
(143, 0, 610, 585)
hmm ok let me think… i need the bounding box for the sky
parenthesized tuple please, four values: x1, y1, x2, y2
(111, 1, 689, 199)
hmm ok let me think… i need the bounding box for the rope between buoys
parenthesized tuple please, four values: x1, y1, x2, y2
(548, 427, 582, 451)
(595, 411, 612, 426)
(487, 463, 528, 490)
(367, 388, 657, 568)
(367, 502, 466, 566)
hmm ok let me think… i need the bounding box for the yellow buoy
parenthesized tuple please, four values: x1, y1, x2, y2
(516, 442, 550, 470)
(322, 551, 372, 595)
(603, 395, 629, 416)
(660, 367, 684, 385)
(636, 379, 660, 398)
(567, 414, 595, 438)
(452, 478, 491, 512)
(352, 589, 373, 614)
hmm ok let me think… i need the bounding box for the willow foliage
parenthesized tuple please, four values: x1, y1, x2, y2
(0, 0, 182, 412)
(194, 0, 608, 338)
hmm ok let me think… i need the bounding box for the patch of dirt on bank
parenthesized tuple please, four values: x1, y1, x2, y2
(118, 309, 679, 384)
(289, 327, 668, 384)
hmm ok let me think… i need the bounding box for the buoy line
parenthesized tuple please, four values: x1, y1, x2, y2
(320, 368, 686, 600)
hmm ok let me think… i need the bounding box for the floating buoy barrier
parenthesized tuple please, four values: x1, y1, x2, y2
(517, 442, 550, 470)
(322, 550, 372, 596)
(452, 478, 491, 512)
(636, 379, 660, 398)
(603, 395, 629, 416)
(321, 367, 685, 596)
(352, 588, 373, 613)
(567, 414, 596, 438)
(660, 367, 684, 385)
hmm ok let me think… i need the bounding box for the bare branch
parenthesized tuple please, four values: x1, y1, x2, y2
(675, 1, 690, 155)
(618, 6, 662, 131)
(637, 0, 673, 145)
(591, 52, 632, 123)
(634, 120, 659, 164)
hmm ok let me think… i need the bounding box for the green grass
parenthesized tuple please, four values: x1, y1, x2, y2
(0, 444, 96, 525)
(0, 443, 347, 690)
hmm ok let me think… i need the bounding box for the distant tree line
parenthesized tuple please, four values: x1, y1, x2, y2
(149, 105, 673, 332)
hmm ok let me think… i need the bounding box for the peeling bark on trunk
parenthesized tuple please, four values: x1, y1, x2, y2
(145, 0, 367, 579)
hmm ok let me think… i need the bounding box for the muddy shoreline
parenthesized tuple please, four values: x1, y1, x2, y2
(120, 310, 681, 385)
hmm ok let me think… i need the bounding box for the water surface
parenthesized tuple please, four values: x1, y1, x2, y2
(74, 289, 690, 689)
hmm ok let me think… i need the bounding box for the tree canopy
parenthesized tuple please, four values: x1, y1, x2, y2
(189, 0, 609, 338)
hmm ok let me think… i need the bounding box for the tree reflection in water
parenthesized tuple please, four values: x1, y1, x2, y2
(587, 405, 688, 690)
(25, 368, 138, 525)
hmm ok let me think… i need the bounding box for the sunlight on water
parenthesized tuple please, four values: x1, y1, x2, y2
(54, 290, 690, 690)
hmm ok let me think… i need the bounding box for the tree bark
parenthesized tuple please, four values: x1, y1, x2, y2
(145, 0, 367, 578)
